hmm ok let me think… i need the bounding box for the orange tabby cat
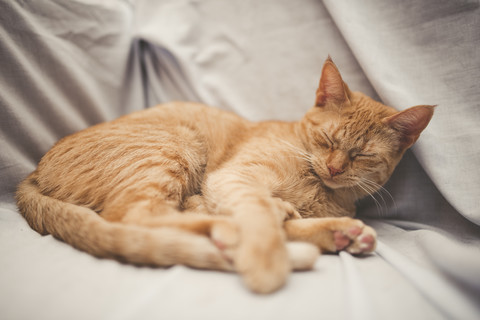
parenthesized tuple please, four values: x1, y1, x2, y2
(16, 57, 434, 293)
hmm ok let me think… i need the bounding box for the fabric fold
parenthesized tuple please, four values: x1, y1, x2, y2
(323, 0, 480, 225)
(376, 241, 480, 319)
(340, 252, 375, 320)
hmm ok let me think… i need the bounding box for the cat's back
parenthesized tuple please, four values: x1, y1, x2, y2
(44, 102, 247, 158)
(120, 102, 242, 127)
(34, 102, 249, 206)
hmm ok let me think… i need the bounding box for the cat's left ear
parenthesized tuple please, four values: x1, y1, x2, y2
(315, 56, 351, 109)
(382, 105, 435, 149)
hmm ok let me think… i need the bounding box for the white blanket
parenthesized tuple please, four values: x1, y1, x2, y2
(1, 1, 479, 319)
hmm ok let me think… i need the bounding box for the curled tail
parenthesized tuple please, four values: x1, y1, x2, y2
(15, 173, 232, 271)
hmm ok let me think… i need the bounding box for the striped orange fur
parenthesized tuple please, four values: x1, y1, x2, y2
(16, 57, 434, 293)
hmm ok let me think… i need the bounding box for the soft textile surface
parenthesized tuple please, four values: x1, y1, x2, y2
(1, 1, 479, 319)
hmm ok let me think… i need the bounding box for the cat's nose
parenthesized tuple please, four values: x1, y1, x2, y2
(328, 165, 344, 177)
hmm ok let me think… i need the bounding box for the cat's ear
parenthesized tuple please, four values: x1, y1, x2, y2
(382, 105, 435, 149)
(315, 56, 351, 109)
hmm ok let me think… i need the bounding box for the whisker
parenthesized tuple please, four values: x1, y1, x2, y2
(362, 181, 386, 216)
(288, 155, 313, 162)
(359, 178, 397, 216)
(361, 178, 396, 210)
(356, 181, 383, 216)
(361, 179, 388, 213)
(350, 180, 360, 203)
(274, 138, 314, 163)
(275, 139, 309, 155)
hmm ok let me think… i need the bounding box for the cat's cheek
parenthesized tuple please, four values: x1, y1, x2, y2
(311, 162, 330, 183)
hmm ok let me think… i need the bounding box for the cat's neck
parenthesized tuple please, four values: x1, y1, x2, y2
(329, 187, 358, 214)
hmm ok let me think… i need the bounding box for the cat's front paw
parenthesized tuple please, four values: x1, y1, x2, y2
(211, 220, 318, 293)
(234, 230, 290, 294)
(332, 219, 376, 254)
(212, 222, 318, 274)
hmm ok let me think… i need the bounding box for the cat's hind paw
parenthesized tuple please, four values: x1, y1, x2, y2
(286, 241, 319, 270)
(210, 220, 239, 264)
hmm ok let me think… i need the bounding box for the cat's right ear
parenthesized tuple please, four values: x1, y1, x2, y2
(315, 56, 351, 109)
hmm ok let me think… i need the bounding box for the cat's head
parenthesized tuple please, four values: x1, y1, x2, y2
(300, 57, 434, 192)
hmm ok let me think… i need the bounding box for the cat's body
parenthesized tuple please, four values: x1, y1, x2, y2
(16, 58, 434, 293)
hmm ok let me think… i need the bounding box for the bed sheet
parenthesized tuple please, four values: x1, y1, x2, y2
(1, 1, 479, 319)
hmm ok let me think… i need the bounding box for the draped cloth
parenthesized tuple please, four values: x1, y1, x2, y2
(1, 1, 479, 319)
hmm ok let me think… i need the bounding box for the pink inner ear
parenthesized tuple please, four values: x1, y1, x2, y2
(383, 105, 435, 147)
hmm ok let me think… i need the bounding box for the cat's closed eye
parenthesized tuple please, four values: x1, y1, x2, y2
(320, 131, 335, 149)
(352, 152, 376, 159)
(348, 148, 377, 160)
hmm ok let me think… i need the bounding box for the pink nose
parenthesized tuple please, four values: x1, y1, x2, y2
(328, 166, 344, 177)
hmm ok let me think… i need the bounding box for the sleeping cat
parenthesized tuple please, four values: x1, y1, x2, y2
(16, 57, 434, 294)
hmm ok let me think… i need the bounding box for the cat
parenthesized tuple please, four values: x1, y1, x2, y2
(16, 57, 434, 294)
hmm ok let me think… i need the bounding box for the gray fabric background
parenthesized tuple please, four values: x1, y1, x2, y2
(1, 0, 479, 319)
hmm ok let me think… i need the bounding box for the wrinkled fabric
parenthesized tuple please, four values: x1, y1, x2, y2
(324, 0, 480, 226)
(0, 0, 143, 202)
(1, 1, 479, 319)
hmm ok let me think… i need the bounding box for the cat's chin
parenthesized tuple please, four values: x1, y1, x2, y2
(311, 169, 346, 189)
(322, 176, 358, 190)
(322, 178, 344, 189)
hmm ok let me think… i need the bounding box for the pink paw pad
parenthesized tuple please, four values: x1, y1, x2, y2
(346, 226, 362, 237)
(358, 234, 375, 251)
(334, 231, 351, 250)
(213, 239, 227, 250)
(212, 239, 234, 264)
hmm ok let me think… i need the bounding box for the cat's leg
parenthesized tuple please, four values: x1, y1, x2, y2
(181, 194, 318, 273)
(272, 197, 302, 219)
(92, 130, 245, 268)
(203, 168, 319, 294)
(99, 154, 316, 283)
(284, 217, 376, 254)
(102, 184, 316, 273)
(101, 181, 239, 239)
(99, 182, 243, 270)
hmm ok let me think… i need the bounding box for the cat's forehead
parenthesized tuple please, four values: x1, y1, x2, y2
(331, 111, 385, 148)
